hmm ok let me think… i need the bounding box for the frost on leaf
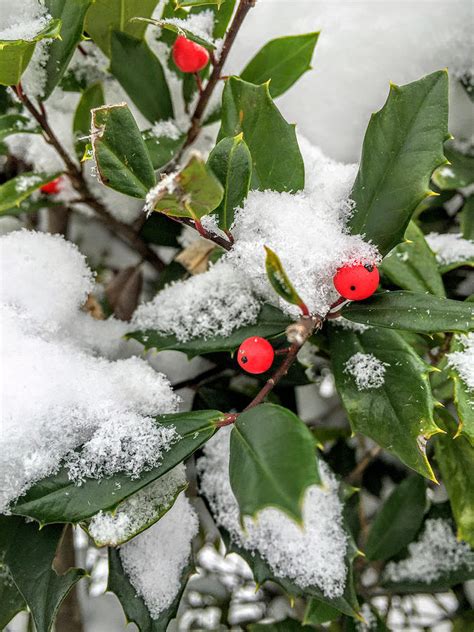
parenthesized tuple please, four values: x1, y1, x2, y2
(197, 428, 348, 599)
(447, 332, 474, 392)
(425, 232, 474, 266)
(0, 231, 179, 512)
(383, 518, 473, 584)
(344, 352, 388, 390)
(89, 464, 187, 546)
(132, 261, 261, 342)
(119, 492, 198, 618)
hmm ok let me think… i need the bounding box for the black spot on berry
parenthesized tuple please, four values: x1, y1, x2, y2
(241, 356, 248, 364)
(350, 285, 356, 291)
(364, 264, 374, 272)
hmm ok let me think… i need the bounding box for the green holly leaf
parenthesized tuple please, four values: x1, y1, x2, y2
(110, 31, 174, 123)
(342, 291, 474, 333)
(108, 547, 192, 632)
(127, 303, 291, 358)
(241, 32, 319, 98)
(230, 404, 320, 524)
(43, 0, 93, 98)
(0, 567, 26, 630)
(219, 77, 305, 192)
(151, 154, 224, 219)
(84, 0, 160, 56)
(264, 246, 308, 312)
(0, 114, 40, 140)
(348, 71, 449, 255)
(143, 129, 185, 170)
(91, 103, 156, 198)
(176, 0, 224, 8)
(0, 516, 85, 632)
(380, 222, 445, 296)
(432, 142, 474, 190)
(365, 476, 427, 561)
(329, 326, 442, 480)
(207, 134, 252, 230)
(0, 19, 62, 86)
(447, 335, 474, 446)
(73, 81, 104, 159)
(303, 600, 340, 626)
(0, 172, 63, 214)
(434, 410, 474, 547)
(10, 411, 220, 524)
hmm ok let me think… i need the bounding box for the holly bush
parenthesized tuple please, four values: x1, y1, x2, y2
(0, 1, 473, 631)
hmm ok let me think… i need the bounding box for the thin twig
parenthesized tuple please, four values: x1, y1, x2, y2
(14, 85, 166, 272)
(346, 445, 382, 484)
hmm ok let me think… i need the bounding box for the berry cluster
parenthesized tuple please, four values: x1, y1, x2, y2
(237, 263, 379, 374)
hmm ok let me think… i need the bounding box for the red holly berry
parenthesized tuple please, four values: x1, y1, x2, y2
(40, 177, 62, 195)
(172, 35, 209, 73)
(237, 336, 275, 374)
(333, 263, 379, 300)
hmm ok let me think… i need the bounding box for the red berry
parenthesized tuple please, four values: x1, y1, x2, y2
(237, 337, 275, 374)
(172, 35, 209, 73)
(40, 177, 62, 195)
(333, 263, 379, 300)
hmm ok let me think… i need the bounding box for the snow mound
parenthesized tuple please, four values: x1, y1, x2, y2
(120, 492, 198, 618)
(344, 353, 388, 390)
(197, 428, 348, 598)
(0, 231, 179, 512)
(425, 232, 474, 266)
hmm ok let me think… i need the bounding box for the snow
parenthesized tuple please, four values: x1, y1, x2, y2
(383, 518, 473, 584)
(197, 427, 348, 598)
(89, 464, 187, 546)
(344, 352, 388, 390)
(333, 317, 370, 333)
(447, 332, 474, 391)
(161, 10, 215, 44)
(132, 261, 261, 342)
(357, 604, 377, 631)
(150, 119, 183, 140)
(425, 232, 474, 266)
(119, 492, 199, 618)
(0, 0, 50, 41)
(0, 231, 179, 512)
(225, 141, 380, 318)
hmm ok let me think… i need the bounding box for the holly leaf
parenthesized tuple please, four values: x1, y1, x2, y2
(380, 222, 445, 296)
(230, 403, 320, 523)
(241, 32, 319, 98)
(143, 129, 185, 170)
(84, 0, 160, 56)
(365, 476, 427, 561)
(176, 0, 224, 7)
(108, 547, 192, 632)
(461, 196, 474, 240)
(10, 411, 220, 524)
(0, 516, 85, 632)
(207, 134, 252, 230)
(434, 410, 474, 546)
(218, 77, 305, 192)
(91, 103, 156, 198)
(264, 246, 308, 312)
(0, 568, 26, 629)
(447, 335, 474, 446)
(152, 154, 223, 219)
(329, 325, 442, 480)
(342, 291, 474, 333)
(0, 19, 62, 86)
(0, 172, 63, 214)
(110, 31, 173, 123)
(73, 81, 104, 159)
(43, 0, 93, 98)
(348, 71, 449, 255)
(432, 142, 474, 190)
(127, 303, 291, 358)
(0, 114, 40, 140)
(135, 17, 215, 49)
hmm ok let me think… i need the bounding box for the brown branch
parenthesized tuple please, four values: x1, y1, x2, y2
(170, 216, 233, 251)
(14, 85, 165, 272)
(346, 445, 382, 484)
(182, 0, 257, 151)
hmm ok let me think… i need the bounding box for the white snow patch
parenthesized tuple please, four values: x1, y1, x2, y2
(344, 353, 387, 390)
(425, 232, 474, 266)
(0, 0, 50, 40)
(89, 464, 187, 546)
(0, 231, 179, 512)
(384, 518, 473, 584)
(333, 317, 370, 334)
(447, 332, 474, 391)
(197, 428, 348, 598)
(132, 261, 261, 342)
(120, 492, 199, 618)
(150, 119, 183, 140)
(161, 10, 215, 43)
